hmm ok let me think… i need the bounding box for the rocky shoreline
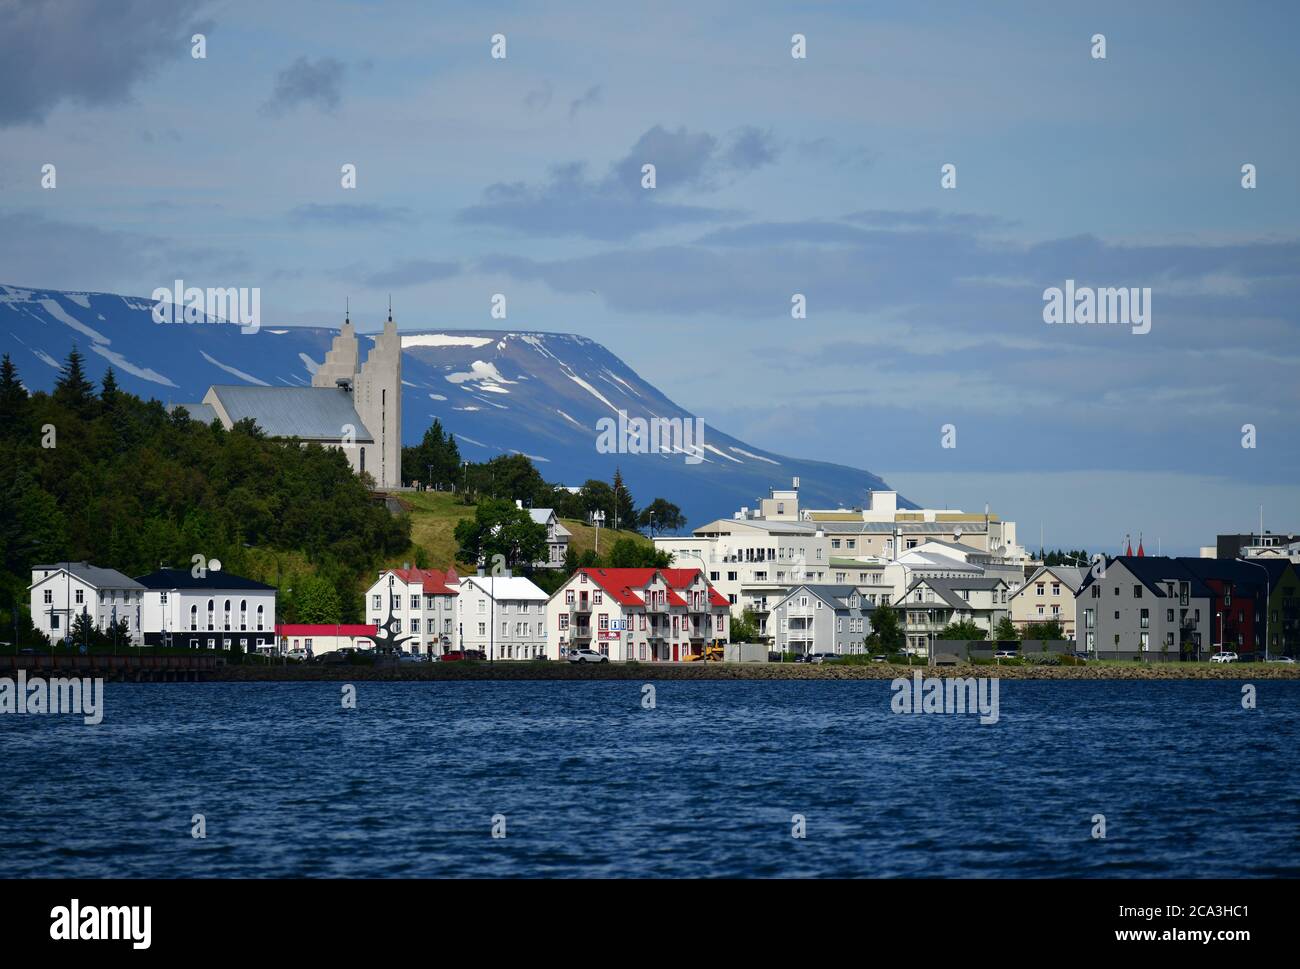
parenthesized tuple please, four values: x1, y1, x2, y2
(212, 661, 1300, 682)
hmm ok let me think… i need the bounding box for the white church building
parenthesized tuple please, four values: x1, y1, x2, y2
(171, 309, 403, 489)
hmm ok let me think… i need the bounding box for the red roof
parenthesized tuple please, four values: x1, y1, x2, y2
(575, 567, 723, 609)
(386, 566, 459, 595)
(276, 624, 377, 637)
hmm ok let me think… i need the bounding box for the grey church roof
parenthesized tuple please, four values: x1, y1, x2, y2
(168, 402, 219, 424)
(208, 386, 375, 442)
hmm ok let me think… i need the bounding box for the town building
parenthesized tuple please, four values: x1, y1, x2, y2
(170, 308, 402, 488)
(1009, 565, 1085, 637)
(1075, 557, 1215, 661)
(546, 567, 729, 661)
(135, 567, 277, 652)
(1214, 531, 1300, 561)
(276, 623, 377, 657)
(895, 576, 1011, 656)
(29, 562, 145, 645)
(770, 584, 876, 657)
(1256, 560, 1300, 657)
(458, 572, 550, 660)
(365, 566, 460, 656)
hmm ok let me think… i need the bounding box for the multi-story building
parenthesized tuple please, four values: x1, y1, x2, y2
(546, 567, 729, 662)
(135, 567, 277, 652)
(29, 562, 146, 646)
(1257, 560, 1300, 657)
(1075, 557, 1215, 661)
(895, 576, 1010, 656)
(457, 572, 550, 660)
(1215, 531, 1300, 561)
(770, 584, 875, 656)
(1009, 565, 1085, 637)
(365, 566, 460, 656)
(653, 516, 832, 640)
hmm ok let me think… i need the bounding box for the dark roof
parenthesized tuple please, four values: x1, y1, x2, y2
(1079, 556, 1217, 598)
(134, 568, 276, 591)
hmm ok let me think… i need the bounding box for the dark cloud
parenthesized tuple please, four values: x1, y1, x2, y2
(288, 203, 414, 226)
(568, 84, 602, 119)
(361, 259, 459, 289)
(0, 0, 213, 126)
(456, 124, 776, 239)
(262, 56, 346, 116)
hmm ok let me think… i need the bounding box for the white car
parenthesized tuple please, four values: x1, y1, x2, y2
(1210, 651, 1239, 664)
(286, 648, 309, 662)
(993, 649, 1018, 660)
(1268, 656, 1296, 664)
(567, 648, 608, 664)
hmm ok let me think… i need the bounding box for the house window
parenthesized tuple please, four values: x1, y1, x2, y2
(160, 592, 168, 605)
(411, 595, 420, 609)
(43, 589, 52, 604)
(373, 595, 381, 609)
(1133, 585, 1143, 598)
(75, 589, 84, 604)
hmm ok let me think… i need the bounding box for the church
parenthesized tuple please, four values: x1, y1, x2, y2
(172, 309, 403, 489)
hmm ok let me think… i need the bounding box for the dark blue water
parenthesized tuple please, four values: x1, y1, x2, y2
(2, 680, 1296, 877)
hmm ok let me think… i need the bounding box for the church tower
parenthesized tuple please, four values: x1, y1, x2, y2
(312, 302, 360, 390)
(353, 300, 402, 489)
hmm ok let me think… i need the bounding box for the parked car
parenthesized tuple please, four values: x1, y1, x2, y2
(568, 648, 608, 664)
(1267, 656, 1296, 664)
(807, 652, 837, 664)
(1210, 651, 1239, 664)
(398, 651, 425, 663)
(440, 651, 466, 662)
(286, 648, 309, 662)
(870, 653, 890, 663)
(993, 649, 1018, 660)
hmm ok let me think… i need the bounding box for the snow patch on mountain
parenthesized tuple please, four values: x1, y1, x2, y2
(39, 299, 110, 344)
(91, 345, 178, 387)
(200, 350, 269, 386)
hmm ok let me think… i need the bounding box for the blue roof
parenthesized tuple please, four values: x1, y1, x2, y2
(208, 385, 374, 442)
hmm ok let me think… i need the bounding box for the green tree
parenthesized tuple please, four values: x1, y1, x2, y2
(606, 537, 671, 568)
(867, 603, 905, 652)
(454, 498, 547, 570)
(1023, 619, 1067, 642)
(0, 354, 29, 434)
(994, 615, 1019, 641)
(54, 346, 96, 416)
(937, 619, 987, 641)
(295, 575, 343, 624)
(638, 498, 686, 536)
(611, 467, 637, 531)
(730, 606, 759, 643)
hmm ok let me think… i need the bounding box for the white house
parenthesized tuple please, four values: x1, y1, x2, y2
(545, 567, 729, 662)
(134, 567, 278, 652)
(29, 562, 146, 645)
(365, 566, 460, 656)
(457, 572, 550, 660)
(894, 576, 1010, 656)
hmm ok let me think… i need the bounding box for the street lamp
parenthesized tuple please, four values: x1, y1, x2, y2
(590, 509, 606, 554)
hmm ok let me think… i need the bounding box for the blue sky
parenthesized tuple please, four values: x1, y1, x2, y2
(1, 0, 1297, 553)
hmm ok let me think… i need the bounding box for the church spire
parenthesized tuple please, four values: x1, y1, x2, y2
(387, 293, 393, 323)
(345, 296, 350, 326)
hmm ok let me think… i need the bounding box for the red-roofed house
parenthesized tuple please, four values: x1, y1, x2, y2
(277, 623, 378, 657)
(366, 566, 461, 656)
(546, 567, 729, 661)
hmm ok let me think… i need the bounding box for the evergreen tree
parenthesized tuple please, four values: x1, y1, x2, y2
(53, 346, 95, 416)
(0, 354, 29, 434)
(612, 467, 637, 531)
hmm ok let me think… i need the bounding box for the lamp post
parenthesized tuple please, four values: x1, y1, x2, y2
(591, 509, 606, 555)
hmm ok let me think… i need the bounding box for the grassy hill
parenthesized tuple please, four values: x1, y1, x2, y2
(386, 490, 652, 571)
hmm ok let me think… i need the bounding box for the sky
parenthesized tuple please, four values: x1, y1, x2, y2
(1, 0, 1296, 555)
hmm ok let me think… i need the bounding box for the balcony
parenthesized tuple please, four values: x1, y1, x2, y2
(568, 625, 592, 640)
(569, 600, 592, 614)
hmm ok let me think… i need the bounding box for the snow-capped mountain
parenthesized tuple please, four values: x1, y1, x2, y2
(0, 283, 905, 526)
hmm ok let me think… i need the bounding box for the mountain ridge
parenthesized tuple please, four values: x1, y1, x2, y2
(1, 283, 907, 526)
